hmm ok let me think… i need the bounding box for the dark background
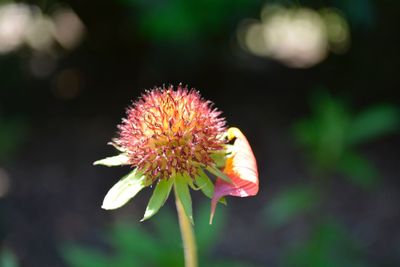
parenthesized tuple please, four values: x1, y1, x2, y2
(0, 0, 399, 266)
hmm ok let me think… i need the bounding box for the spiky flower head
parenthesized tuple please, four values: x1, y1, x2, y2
(115, 85, 226, 181)
(94, 84, 259, 224)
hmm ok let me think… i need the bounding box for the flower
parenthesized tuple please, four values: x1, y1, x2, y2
(115, 86, 226, 180)
(94, 84, 259, 223)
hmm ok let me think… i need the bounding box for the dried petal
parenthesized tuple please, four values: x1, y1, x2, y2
(210, 127, 259, 223)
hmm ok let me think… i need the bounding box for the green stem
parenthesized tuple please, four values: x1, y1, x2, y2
(175, 189, 198, 267)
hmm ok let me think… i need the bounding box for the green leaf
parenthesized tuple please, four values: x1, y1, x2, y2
(141, 178, 174, 221)
(102, 169, 148, 210)
(205, 165, 232, 184)
(348, 105, 399, 145)
(264, 185, 319, 227)
(195, 168, 214, 198)
(338, 152, 379, 189)
(174, 174, 194, 224)
(93, 154, 130, 167)
(182, 173, 200, 190)
(194, 168, 226, 204)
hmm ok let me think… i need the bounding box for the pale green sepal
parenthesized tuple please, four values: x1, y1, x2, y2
(206, 165, 232, 184)
(183, 173, 200, 190)
(94, 154, 130, 167)
(174, 174, 194, 225)
(141, 177, 174, 221)
(195, 169, 227, 205)
(102, 169, 147, 210)
(195, 168, 214, 198)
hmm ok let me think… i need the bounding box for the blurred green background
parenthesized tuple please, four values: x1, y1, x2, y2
(0, 0, 399, 266)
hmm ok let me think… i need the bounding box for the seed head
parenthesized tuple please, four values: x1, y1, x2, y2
(114, 85, 226, 181)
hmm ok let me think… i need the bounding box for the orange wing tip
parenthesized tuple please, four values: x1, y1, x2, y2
(210, 127, 259, 224)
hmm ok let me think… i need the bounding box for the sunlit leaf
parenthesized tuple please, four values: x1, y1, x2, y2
(141, 177, 174, 221)
(102, 169, 147, 210)
(174, 173, 194, 224)
(93, 154, 130, 167)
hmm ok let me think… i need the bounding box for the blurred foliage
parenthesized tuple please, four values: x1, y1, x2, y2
(0, 117, 27, 162)
(284, 220, 372, 267)
(263, 91, 399, 266)
(0, 248, 18, 267)
(294, 91, 399, 188)
(118, 0, 260, 41)
(334, 0, 375, 29)
(62, 204, 258, 267)
(264, 185, 319, 227)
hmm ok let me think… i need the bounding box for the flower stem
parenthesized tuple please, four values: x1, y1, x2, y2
(175, 189, 198, 267)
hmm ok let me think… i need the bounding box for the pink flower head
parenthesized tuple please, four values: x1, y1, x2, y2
(115, 85, 226, 181)
(94, 84, 259, 223)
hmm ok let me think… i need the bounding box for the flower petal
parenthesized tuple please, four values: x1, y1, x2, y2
(210, 127, 259, 223)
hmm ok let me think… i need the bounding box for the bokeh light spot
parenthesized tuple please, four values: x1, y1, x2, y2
(52, 7, 85, 50)
(237, 5, 351, 68)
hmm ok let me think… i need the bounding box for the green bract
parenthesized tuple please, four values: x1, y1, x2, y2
(101, 168, 148, 210)
(94, 154, 130, 167)
(174, 173, 194, 224)
(141, 177, 174, 221)
(94, 152, 229, 223)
